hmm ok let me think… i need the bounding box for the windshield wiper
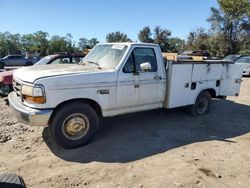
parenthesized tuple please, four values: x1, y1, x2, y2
(87, 61, 99, 66)
(81, 61, 102, 69)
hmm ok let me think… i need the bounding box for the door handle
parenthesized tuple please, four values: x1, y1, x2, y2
(153, 75, 162, 80)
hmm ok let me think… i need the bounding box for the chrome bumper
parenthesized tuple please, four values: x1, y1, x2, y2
(8, 92, 53, 126)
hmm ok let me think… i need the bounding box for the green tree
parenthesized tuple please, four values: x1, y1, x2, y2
(186, 28, 209, 51)
(239, 33, 250, 54)
(20, 31, 49, 56)
(153, 26, 171, 52)
(33, 31, 49, 56)
(78, 37, 89, 51)
(207, 34, 225, 57)
(65, 33, 75, 52)
(48, 35, 69, 54)
(138, 26, 154, 43)
(0, 32, 21, 56)
(138, 26, 172, 52)
(106, 31, 131, 42)
(88, 38, 99, 48)
(21, 34, 35, 53)
(207, 0, 250, 55)
(168, 37, 185, 53)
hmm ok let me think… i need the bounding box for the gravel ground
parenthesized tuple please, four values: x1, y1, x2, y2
(0, 78, 250, 188)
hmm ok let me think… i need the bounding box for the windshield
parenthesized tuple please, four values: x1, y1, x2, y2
(34, 55, 53, 66)
(236, 56, 250, 64)
(80, 44, 128, 69)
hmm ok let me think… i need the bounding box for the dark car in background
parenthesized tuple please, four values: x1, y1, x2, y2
(0, 53, 85, 96)
(0, 54, 38, 69)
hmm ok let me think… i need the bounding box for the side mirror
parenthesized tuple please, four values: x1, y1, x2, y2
(140, 62, 152, 72)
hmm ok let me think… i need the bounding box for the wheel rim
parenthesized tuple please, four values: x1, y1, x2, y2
(197, 97, 208, 114)
(62, 113, 89, 140)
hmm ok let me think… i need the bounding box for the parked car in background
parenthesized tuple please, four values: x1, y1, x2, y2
(0, 54, 38, 69)
(0, 53, 85, 96)
(235, 56, 250, 76)
(0, 70, 14, 96)
(34, 52, 85, 65)
(223, 54, 246, 62)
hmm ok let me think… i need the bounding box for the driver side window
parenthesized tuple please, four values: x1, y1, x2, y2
(123, 48, 157, 73)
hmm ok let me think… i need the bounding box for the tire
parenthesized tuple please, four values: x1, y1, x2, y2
(0, 62, 4, 69)
(49, 102, 99, 149)
(187, 91, 212, 116)
(25, 62, 33, 66)
(0, 173, 26, 188)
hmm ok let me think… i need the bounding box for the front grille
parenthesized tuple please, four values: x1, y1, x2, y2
(13, 79, 22, 99)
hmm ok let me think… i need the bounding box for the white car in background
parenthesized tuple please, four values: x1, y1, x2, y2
(235, 56, 250, 76)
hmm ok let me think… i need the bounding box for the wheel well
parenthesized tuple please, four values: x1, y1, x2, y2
(204, 89, 216, 98)
(50, 99, 102, 123)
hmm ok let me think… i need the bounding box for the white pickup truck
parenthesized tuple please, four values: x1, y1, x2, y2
(8, 43, 243, 148)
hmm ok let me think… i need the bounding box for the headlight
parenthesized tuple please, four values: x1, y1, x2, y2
(0, 76, 3, 83)
(21, 85, 46, 104)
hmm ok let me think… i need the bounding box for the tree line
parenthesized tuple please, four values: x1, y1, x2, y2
(0, 0, 249, 58)
(0, 31, 99, 57)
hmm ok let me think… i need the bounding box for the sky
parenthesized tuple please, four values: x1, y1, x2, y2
(0, 0, 219, 42)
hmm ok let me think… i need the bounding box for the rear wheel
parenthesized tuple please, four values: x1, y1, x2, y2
(187, 91, 212, 116)
(49, 102, 99, 149)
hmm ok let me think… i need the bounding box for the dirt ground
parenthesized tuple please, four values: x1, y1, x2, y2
(0, 78, 250, 188)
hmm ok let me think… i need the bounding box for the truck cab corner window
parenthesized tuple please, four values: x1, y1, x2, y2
(123, 53, 135, 73)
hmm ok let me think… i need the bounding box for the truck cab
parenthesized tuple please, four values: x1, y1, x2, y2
(8, 43, 243, 148)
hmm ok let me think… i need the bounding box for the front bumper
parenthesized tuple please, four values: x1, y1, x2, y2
(8, 92, 53, 126)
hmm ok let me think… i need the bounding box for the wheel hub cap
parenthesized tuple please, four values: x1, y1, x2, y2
(62, 113, 89, 140)
(66, 117, 86, 136)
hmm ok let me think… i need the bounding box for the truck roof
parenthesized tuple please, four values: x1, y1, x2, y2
(97, 42, 159, 47)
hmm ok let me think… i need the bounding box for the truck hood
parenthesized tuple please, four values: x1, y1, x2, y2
(14, 64, 103, 83)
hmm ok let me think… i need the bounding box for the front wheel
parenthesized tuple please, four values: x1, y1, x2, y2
(49, 102, 99, 149)
(187, 91, 212, 116)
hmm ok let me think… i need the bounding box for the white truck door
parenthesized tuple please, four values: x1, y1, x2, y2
(134, 47, 165, 108)
(117, 47, 164, 114)
(117, 52, 140, 114)
(219, 63, 243, 96)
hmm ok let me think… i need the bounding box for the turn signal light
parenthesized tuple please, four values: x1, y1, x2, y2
(23, 95, 46, 104)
